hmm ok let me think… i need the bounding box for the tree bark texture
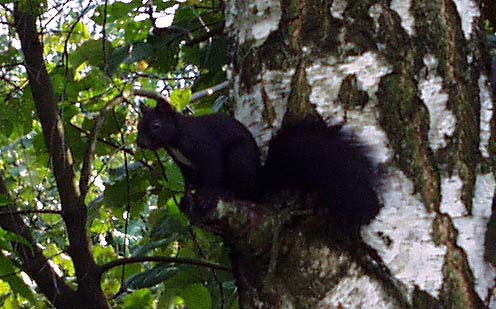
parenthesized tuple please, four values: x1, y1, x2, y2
(12, 3, 109, 308)
(224, 0, 496, 307)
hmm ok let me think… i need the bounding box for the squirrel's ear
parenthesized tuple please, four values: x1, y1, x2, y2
(140, 102, 151, 114)
(156, 99, 175, 114)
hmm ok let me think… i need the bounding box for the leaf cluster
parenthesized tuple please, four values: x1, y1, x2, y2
(0, 0, 235, 308)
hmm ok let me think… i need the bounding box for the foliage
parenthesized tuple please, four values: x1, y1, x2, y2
(0, 0, 235, 308)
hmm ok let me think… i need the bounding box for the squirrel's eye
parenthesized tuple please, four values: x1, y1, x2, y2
(151, 120, 161, 130)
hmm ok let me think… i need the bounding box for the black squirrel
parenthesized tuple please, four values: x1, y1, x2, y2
(137, 102, 408, 305)
(137, 99, 381, 231)
(137, 99, 262, 200)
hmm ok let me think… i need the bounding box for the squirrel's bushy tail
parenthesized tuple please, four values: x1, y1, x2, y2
(262, 118, 381, 231)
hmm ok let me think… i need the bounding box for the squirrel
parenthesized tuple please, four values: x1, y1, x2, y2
(137, 99, 262, 200)
(137, 99, 381, 232)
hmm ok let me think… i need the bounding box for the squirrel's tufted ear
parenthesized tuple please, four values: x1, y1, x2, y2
(140, 102, 152, 114)
(156, 98, 175, 114)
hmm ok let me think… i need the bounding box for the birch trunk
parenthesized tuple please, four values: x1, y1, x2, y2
(223, 0, 496, 307)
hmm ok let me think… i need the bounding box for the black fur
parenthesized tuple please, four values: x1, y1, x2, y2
(137, 102, 381, 230)
(263, 118, 381, 231)
(137, 101, 261, 199)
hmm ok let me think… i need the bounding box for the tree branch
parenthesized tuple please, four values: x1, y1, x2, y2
(129, 89, 171, 105)
(79, 96, 124, 201)
(153, 26, 194, 40)
(185, 25, 224, 46)
(68, 123, 155, 170)
(129, 81, 228, 107)
(13, 5, 109, 308)
(98, 256, 231, 276)
(0, 209, 62, 216)
(191, 81, 229, 102)
(0, 174, 77, 307)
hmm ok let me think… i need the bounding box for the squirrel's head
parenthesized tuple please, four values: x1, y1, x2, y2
(137, 100, 178, 150)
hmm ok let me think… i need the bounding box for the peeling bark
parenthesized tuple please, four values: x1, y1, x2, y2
(220, 0, 496, 307)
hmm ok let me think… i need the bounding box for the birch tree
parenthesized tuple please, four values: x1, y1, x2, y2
(1, 0, 495, 308)
(213, 0, 496, 307)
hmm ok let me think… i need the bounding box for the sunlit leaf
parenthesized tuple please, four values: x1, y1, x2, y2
(180, 283, 212, 309)
(0, 228, 32, 250)
(121, 289, 154, 309)
(0, 0, 231, 307)
(170, 89, 192, 111)
(0, 254, 35, 302)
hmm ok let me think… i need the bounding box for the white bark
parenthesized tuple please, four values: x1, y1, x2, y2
(228, 0, 496, 307)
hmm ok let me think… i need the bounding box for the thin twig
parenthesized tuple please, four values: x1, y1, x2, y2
(127, 71, 198, 81)
(62, 2, 93, 103)
(129, 89, 171, 105)
(185, 25, 223, 47)
(79, 96, 124, 201)
(116, 109, 132, 290)
(189, 227, 226, 309)
(191, 81, 229, 102)
(102, 0, 109, 76)
(0, 209, 62, 216)
(68, 123, 154, 169)
(98, 256, 231, 275)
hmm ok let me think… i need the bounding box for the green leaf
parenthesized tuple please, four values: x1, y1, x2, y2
(0, 254, 35, 302)
(162, 160, 185, 192)
(76, 68, 109, 93)
(20, 187, 36, 202)
(126, 264, 183, 289)
(107, 45, 130, 75)
(40, 213, 62, 226)
(108, 43, 153, 75)
(103, 171, 149, 210)
(64, 124, 86, 165)
(93, 2, 140, 25)
(206, 36, 228, 71)
(0, 117, 13, 138)
(93, 244, 117, 264)
(60, 103, 81, 122)
(90, 216, 111, 234)
(124, 20, 152, 42)
(121, 289, 154, 309)
(0, 228, 32, 251)
(182, 36, 227, 72)
(104, 179, 129, 209)
(150, 42, 179, 72)
(171, 6, 197, 32)
(0, 195, 11, 206)
(157, 291, 181, 309)
(67, 21, 90, 42)
(180, 283, 212, 309)
(108, 2, 133, 21)
(150, 215, 188, 240)
(131, 239, 169, 257)
(156, 1, 178, 11)
(75, 39, 113, 70)
(128, 43, 154, 64)
(0, 46, 20, 67)
(0, 97, 34, 139)
(99, 108, 127, 138)
(162, 266, 206, 290)
(170, 89, 192, 111)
